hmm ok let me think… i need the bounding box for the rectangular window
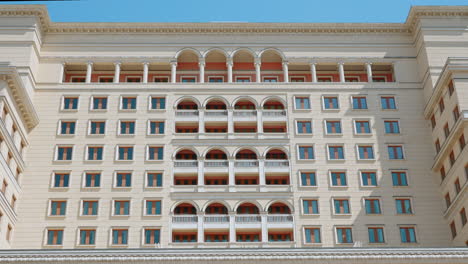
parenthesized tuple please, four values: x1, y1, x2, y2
(149, 121, 165, 135)
(300, 172, 317, 186)
(87, 146, 103, 161)
(84, 173, 101, 188)
(79, 229, 96, 245)
(450, 221, 457, 238)
(336, 227, 353, 243)
(263, 76, 278, 82)
(116, 172, 132, 187)
(352, 96, 368, 109)
(112, 229, 128, 245)
(361, 171, 377, 187)
(56, 146, 73, 161)
(53, 173, 70, 188)
(46, 229, 63, 245)
(60, 121, 76, 135)
(148, 146, 164, 160)
(355, 120, 371, 134)
(445, 193, 451, 208)
(368, 227, 385, 243)
(181, 77, 196, 83)
(235, 77, 251, 82)
(117, 146, 134, 160)
(431, 115, 436, 129)
(453, 106, 460, 121)
(448, 81, 455, 96)
(127, 77, 141, 83)
(121, 97, 137, 110)
(460, 208, 467, 226)
(455, 178, 461, 195)
(50, 201, 67, 216)
(304, 228, 321, 243)
(388, 145, 404, 160)
(92, 97, 108, 110)
(298, 146, 314, 160)
(99, 77, 113, 83)
(302, 199, 319, 214)
(114, 201, 130, 215)
(154, 77, 169, 83)
(325, 120, 342, 134)
(90, 121, 106, 135)
(441, 166, 446, 181)
(460, 134, 466, 150)
(144, 229, 161, 244)
(400, 227, 417, 243)
(208, 76, 224, 82)
(381, 96, 396, 110)
(439, 98, 445, 112)
(82, 200, 98, 216)
(328, 145, 345, 160)
(435, 139, 441, 153)
(146, 172, 163, 187)
(444, 123, 450, 138)
(384, 120, 400, 134)
(295, 97, 311, 110)
(119, 121, 135, 135)
(150, 97, 166, 110)
(63, 97, 78, 110)
(392, 171, 408, 186)
(290, 77, 305, 82)
(333, 199, 350, 214)
(323, 96, 339, 109)
(145, 200, 162, 215)
(296, 121, 312, 134)
(1, 180, 6, 194)
(395, 198, 413, 214)
(331, 172, 347, 186)
(365, 199, 381, 214)
(449, 151, 455, 166)
(358, 145, 375, 159)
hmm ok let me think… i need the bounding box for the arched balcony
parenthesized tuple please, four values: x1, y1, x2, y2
(205, 50, 228, 83)
(204, 99, 228, 132)
(175, 99, 199, 132)
(265, 149, 290, 185)
(236, 203, 260, 215)
(174, 149, 198, 185)
(233, 99, 257, 133)
(176, 50, 200, 83)
(235, 202, 262, 242)
(262, 99, 287, 134)
(260, 50, 284, 82)
(204, 149, 229, 185)
(232, 50, 256, 82)
(266, 202, 294, 242)
(235, 149, 259, 184)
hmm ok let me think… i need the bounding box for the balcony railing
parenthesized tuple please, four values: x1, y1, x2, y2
(235, 215, 261, 223)
(174, 161, 198, 167)
(267, 215, 293, 223)
(176, 110, 199, 116)
(172, 215, 198, 223)
(263, 110, 286, 117)
(235, 160, 259, 167)
(265, 160, 289, 167)
(204, 215, 230, 223)
(205, 160, 229, 167)
(233, 110, 257, 117)
(205, 110, 228, 116)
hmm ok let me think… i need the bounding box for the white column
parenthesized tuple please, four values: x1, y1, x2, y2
(199, 59, 205, 83)
(257, 110, 263, 134)
(259, 159, 265, 186)
(170, 61, 177, 83)
(228, 158, 235, 187)
(255, 60, 261, 83)
(143, 62, 149, 83)
(197, 212, 204, 243)
(261, 212, 268, 243)
(113, 62, 121, 84)
(229, 213, 236, 243)
(366, 62, 373, 83)
(391, 62, 396, 82)
(227, 108, 234, 134)
(338, 62, 345, 83)
(310, 62, 317, 83)
(198, 158, 205, 186)
(198, 109, 205, 134)
(85, 62, 93, 83)
(282, 61, 289, 83)
(58, 62, 65, 83)
(227, 59, 233, 83)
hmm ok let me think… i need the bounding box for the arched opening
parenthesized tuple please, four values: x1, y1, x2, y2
(265, 149, 287, 160)
(177, 99, 198, 110)
(236, 203, 260, 214)
(205, 203, 228, 215)
(206, 99, 227, 110)
(260, 50, 283, 82)
(232, 50, 255, 82)
(263, 99, 285, 110)
(205, 50, 227, 83)
(204, 149, 229, 185)
(175, 149, 197, 160)
(174, 203, 197, 215)
(234, 99, 256, 110)
(177, 50, 199, 83)
(267, 202, 291, 214)
(206, 149, 227, 160)
(235, 149, 257, 160)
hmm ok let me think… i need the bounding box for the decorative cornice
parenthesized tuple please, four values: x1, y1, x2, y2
(1, 5, 468, 36)
(0, 248, 467, 263)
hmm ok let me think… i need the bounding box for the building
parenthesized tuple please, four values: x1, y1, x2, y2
(0, 4, 467, 263)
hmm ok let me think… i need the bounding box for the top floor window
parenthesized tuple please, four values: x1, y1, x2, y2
(151, 97, 166, 110)
(352, 96, 368, 109)
(121, 97, 137, 110)
(63, 97, 78, 110)
(381, 96, 396, 110)
(323, 96, 339, 110)
(92, 97, 107, 110)
(295, 97, 310, 110)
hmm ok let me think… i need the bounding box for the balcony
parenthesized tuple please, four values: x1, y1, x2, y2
(204, 160, 229, 173)
(173, 160, 198, 173)
(233, 110, 257, 121)
(262, 110, 287, 121)
(172, 215, 198, 229)
(234, 160, 259, 173)
(265, 160, 289, 173)
(175, 110, 199, 121)
(267, 214, 294, 228)
(204, 215, 230, 229)
(235, 215, 262, 229)
(204, 110, 228, 122)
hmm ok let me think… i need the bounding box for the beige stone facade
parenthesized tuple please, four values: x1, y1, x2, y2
(0, 4, 467, 262)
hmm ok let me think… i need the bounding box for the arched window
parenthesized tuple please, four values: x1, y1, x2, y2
(235, 149, 257, 160)
(175, 149, 197, 160)
(267, 202, 291, 214)
(236, 203, 260, 214)
(205, 203, 228, 215)
(174, 203, 197, 215)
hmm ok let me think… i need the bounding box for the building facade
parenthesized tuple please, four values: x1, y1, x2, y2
(0, 4, 468, 263)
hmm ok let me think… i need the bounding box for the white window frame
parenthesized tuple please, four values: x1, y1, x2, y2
(143, 198, 163, 217)
(125, 76, 142, 83)
(79, 199, 99, 217)
(54, 145, 74, 162)
(383, 119, 401, 135)
(317, 76, 333, 82)
(207, 76, 225, 83)
(323, 119, 343, 135)
(76, 226, 98, 247)
(289, 76, 306, 82)
(359, 170, 378, 187)
(353, 119, 372, 135)
(350, 95, 368, 110)
(295, 119, 313, 135)
(298, 170, 318, 187)
(356, 144, 376, 160)
(109, 226, 130, 247)
(111, 199, 131, 217)
(81, 171, 102, 189)
(119, 95, 138, 111)
(345, 75, 361, 82)
(362, 196, 383, 215)
(147, 120, 165, 136)
(372, 75, 388, 82)
(326, 144, 345, 161)
(50, 171, 71, 189)
(115, 145, 135, 161)
(380, 95, 398, 110)
(153, 76, 170, 83)
(70, 76, 86, 83)
(296, 144, 315, 161)
(48, 199, 67, 217)
(300, 197, 320, 215)
(398, 225, 418, 244)
(117, 119, 136, 136)
(146, 145, 164, 161)
(234, 76, 251, 82)
(293, 95, 311, 111)
(148, 95, 167, 111)
(43, 227, 65, 247)
(321, 95, 340, 111)
(141, 226, 162, 247)
(302, 226, 322, 245)
(366, 225, 386, 244)
(387, 144, 406, 160)
(390, 169, 410, 187)
(57, 119, 77, 136)
(84, 145, 104, 162)
(113, 171, 133, 189)
(87, 120, 106, 136)
(61, 95, 80, 111)
(145, 171, 164, 189)
(394, 196, 415, 215)
(334, 226, 354, 244)
(329, 170, 348, 188)
(331, 197, 352, 216)
(180, 75, 198, 83)
(97, 76, 114, 83)
(262, 76, 279, 82)
(89, 95, 109, 111)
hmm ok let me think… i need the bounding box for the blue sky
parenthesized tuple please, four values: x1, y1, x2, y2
(2, 0, 468, 23)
